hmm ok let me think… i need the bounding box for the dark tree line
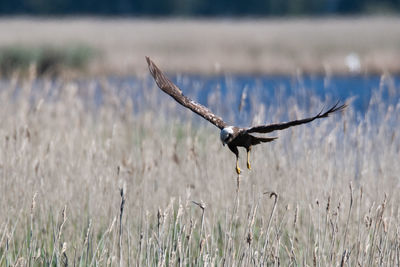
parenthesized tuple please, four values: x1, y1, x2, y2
(1, 0, 399, 15)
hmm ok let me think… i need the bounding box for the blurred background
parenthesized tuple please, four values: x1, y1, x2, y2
(2, 0, 400, 16)
(1, 0, 400, 115)
(0, 0, 400, 77)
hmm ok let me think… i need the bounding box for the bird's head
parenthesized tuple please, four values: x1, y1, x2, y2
(220, 126, 234, 146)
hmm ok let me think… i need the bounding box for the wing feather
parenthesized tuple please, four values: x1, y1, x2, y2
(246, 102, 347, 134)
(146, 57, 227, 129)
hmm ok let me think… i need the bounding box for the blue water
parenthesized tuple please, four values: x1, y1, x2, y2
(2, 74, 400, 125)
(108, 74, 400, 123)
(173, 74, 399, 112)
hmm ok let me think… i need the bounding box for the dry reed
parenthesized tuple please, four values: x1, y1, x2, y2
(0, 71, 399, 265)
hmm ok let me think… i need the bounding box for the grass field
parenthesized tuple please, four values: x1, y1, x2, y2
(0, 69, 399, 265)
(1, 17, 400, 75)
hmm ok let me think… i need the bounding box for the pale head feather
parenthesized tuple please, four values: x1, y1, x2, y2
(220, 126, 234, 145)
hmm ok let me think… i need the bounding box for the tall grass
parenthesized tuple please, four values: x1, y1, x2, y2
(0, 72, 399, 266)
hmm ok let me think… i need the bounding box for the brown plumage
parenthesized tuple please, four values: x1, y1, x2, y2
(146, 57, 226, 129)
(146, 56, 347, 174)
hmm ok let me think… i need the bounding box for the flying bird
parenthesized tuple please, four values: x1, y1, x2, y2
(146, 57, 347, 174)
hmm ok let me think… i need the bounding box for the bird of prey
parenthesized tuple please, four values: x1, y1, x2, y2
(146, 57, 347, 174)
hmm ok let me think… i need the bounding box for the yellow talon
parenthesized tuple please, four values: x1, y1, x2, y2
(235, 156, 241, 174)
(247, 150, 251, 170)
(236, 166, 241, 174)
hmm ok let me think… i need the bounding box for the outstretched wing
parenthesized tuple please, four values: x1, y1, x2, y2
(146, 57, 227, 129)
(246, 102, 347, 134)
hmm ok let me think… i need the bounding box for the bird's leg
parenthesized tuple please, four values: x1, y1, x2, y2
(246, 148, 251, 170)
(235, 155, 241, 174)
(229, 145, 241, 175)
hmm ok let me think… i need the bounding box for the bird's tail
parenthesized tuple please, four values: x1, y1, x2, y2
(251, 136, 278, 145)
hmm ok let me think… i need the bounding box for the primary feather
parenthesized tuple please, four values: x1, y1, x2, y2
(246, 101, 347, 134)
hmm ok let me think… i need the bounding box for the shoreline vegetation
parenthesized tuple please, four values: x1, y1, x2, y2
(0, 44, 96, 77)
(0, 17, 400, 76)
